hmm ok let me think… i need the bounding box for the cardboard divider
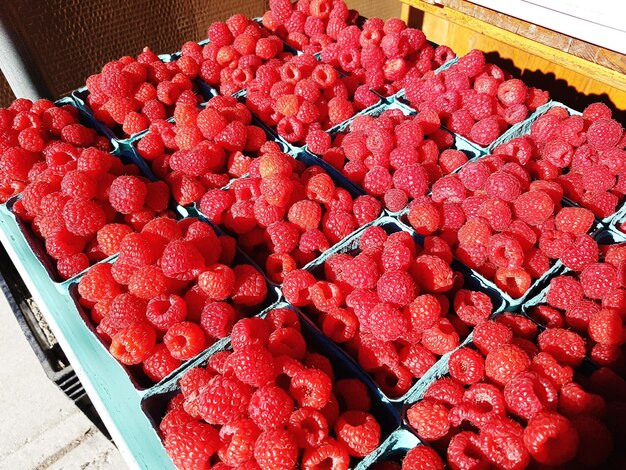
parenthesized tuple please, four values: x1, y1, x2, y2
(356, 428, 421, 469)
(141, 301, 402, 468)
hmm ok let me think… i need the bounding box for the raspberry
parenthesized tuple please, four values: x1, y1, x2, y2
(107, 293, 147, 329)
(546, 276, 584, 310)
(159, 239, 205, 281)
(109, 322, 156, 365)
(254, 429, 298, 470)
(487, 234, 524, 269)
(449, 347, 485, 384)
(503, 370, 558, 421)
(560, 233, 599, 271)
(402, 445, 444, 470)
(109, 175, 148, 214)
(217, 419, 261, 466)
(554, 207, 595, 235)
(97, 224, 133, 256)
(589, 309, 626, 346)
(484, 343, 530, 386)
(407, 399, 450, 441)
(512, 190, 554, 226)
(78, 263, 121, 303)
(144, 295, 186, 332)
(469, 116, 501, 146)
(165, 422, 220, 469)
(421, 318, 460, 355)
(407, 203, 441, 235)
(128, 265, 170, 299)
(559, 381, 606, 418)
(301, 438, 350, 470)
(412, 255, 454, 293)
(164, 322, 207, 361)
(447, 431, 490, 470)
(587, 118, 623, 150)
(333, 411, 380, 458)
(537, 328, 585, 367)
(365, 302, 406, 342)
(523, 412, 579, 466)
(197, 374, 253, 426)
(57, 253, 90, 279)
(376, 271, 416, 308)
(282, 269, 316, 305)
(290, 368, 332, 410)
(246, 384, 293, 432)
(62, 199, 106, 236)
(580, 262, 619, 299)
(479, 417, 529, 470)
(199, 301, 235, 339)
(142, 343, 181, 382)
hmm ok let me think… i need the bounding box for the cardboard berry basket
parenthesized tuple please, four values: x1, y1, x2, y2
(3, 141, 159, 285)
(457, 100, 626, 228)
(357, 428, 421, 469)
(71, 55, 218, 148)
(298, 214, 506, 405)
(67, 241, 281, 390)
(0, 201, 177, 469)
(140, 300, 403, 469)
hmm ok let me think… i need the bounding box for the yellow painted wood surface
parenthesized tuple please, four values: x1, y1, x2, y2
(400, 0, 626, 120)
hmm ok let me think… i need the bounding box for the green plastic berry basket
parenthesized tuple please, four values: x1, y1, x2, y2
(298, 214, 507, 405)
(141, 300, 403, 469)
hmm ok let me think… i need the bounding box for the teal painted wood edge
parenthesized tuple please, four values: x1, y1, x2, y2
(0, 204, 175, 470)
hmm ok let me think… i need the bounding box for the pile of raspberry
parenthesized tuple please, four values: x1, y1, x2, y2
(493, 103, 626, 219)
(84, 47, 205, 139)
(245, 52, 378, 147)
(77, 218, 268, 383)
(263, 0, 359, 54)
(199, 151, 382, 282)
(370, 445, 446, 470)
(0, 98, 109, 202)
(281, 225, 494, 398)
(320, 17, 455, 97)
(190, 14, 288, 96)
(317, 107, 468, 212)
(161, 309, 383, 469)
(528, 247, 626, 374)
(406, 153, 600, 298)
(405, 315, 626, 469)
(12, 145, 171, 280)
(404, 49, 550, 147)
(135, 95, 271, 205)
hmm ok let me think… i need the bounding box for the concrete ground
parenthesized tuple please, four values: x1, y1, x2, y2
(0, 291, 127, 469)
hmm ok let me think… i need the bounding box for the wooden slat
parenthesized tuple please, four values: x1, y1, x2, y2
(400, 0, 626, 92)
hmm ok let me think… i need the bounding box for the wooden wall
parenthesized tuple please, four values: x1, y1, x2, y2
(403, 0, 626, 122)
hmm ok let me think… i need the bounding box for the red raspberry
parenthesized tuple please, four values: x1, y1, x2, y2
(145, 295, 186, 332)
(200, 302, 235, 339)
(504, 371, 558, 421)
(523, 412, 579, 466)
(421, 318, 460, 355)
(560, 233, 598, 271)
(109, 322, 156, 365)
(160, 240, 205, 281)
(230, 264, 267, 306)
(587, 118, 623, 150)
(447, 431, 490, 470)
(254, 429, 298, 470)
(247, 384, 293, 431)
(407, 399, 450, 441)
(164, 322, 206, 360)
(546, 276, 584, 310)
(554, 207, 595, 235)
(290, 368, 332, 410)
(107, 293, 147, 329)
(580, 262, 619, 300)
(282, 269, 315, 306)
(589, 309, 626, 346)
(403, 445, 445, 470)
(487, 234, 524, 269)
(449, 347, 485, 385)
(62, 199, 106, 236)
(537, 328, 585, 367)
(97, 224, 134, 256)
(334, 411, 380, 458)
(497, 79, 527, 106)
(128, 265, 169, 299)
(109, 175, 148, 214)
(469, 116, 501, 147)
(559, 381, 606, 418)
(407, 203, 441, 235)
(479, 417, 529, 470)
(412, 255, 454, 293)
(484, 343, 530, 386)
(301, 438, 350, 470)
(513, 190, 554, 226)
(164, 422, 220, 469)
(198, 375, 253, 425)
(57, 253, 90, 279)
(376, 271, 416, 307)
(142, 343, 181, 382)
(78, 263, 121, 303)
(217, 418, 261, 467)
